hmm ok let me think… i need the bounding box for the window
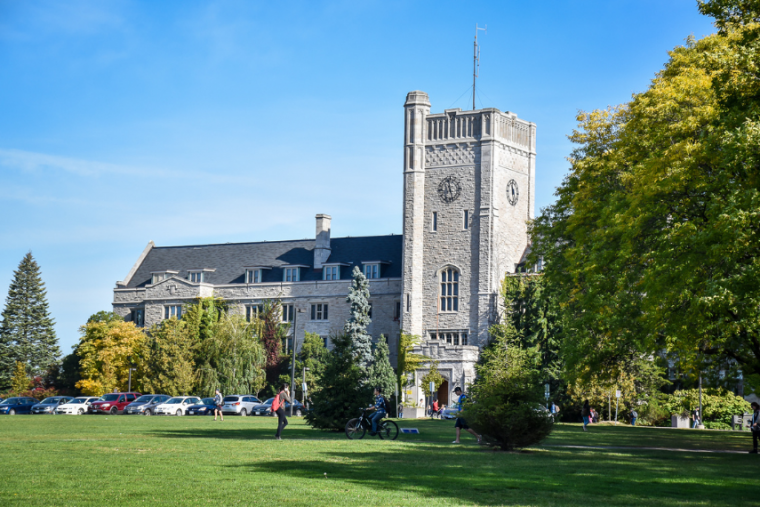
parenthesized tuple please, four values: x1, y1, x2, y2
(131, 308, 144, 327)
(284, 267, 300, 282)
(323, 266, 340, 281)
(247, 269, 262, 284)
(189, 272, 204, 283)
(368, 303, 373, 319)
(429, 330, 468, 346)
(440, 267, 460, 312)
(463, 210, 469, 230)
(281, 304, 294, 323)
(164, 305, 182, 319)
(322, 336, 329, 348)
(406, 293, 410, 312)
(311, 303, 328, 321)
(394, 301, 401, 320)
(246, 305, 263, 322)
(432, 211, 438, 232)
(363, 264, 379, 279)
(126, 394, 136, 402)
(152, 273, 166, 284)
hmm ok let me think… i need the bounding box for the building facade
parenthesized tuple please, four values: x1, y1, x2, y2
(112, 91, 536, 402)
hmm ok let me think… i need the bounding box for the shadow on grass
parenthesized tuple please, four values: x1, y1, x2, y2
(148, 427, 347, 441)
(227, 444, 759, 507)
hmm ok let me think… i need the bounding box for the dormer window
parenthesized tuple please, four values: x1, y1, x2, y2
(151, 271, 178, 285)
(247, 269, 262, 284)
(323, 266, 340, 280)
(282, 266, 306, 282)
(363, 264, 379, 279)
(188, 269, 215, 283)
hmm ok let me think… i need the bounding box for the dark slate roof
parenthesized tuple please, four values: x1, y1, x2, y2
(125, 235, 403, 288)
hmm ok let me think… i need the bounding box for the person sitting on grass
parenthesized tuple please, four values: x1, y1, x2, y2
(366, 387, 387, 436)
(749, 402, 759, 454)
(451, 387, 481, 444)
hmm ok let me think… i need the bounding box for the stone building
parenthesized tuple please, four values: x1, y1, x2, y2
(113, 91, 536, 404)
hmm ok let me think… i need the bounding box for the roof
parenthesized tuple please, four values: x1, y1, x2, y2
(124, 235, 403, 288)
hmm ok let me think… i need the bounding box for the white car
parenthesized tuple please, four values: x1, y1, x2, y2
(153, 396, 202, 416)
(55, 397, 101, 415)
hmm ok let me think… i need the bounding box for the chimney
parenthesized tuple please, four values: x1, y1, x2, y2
(314, 214, 331, 269)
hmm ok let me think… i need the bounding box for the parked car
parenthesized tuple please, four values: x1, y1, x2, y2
(153, 396, 202, 416)
(55, 397, 101, 415)
(221, 395, 261, 416)
(440, 407, 459, 420)
(90, 392, 141, 414)
(124, 394, 171, 415)
(251, 397, 307, 417)
(186, 398, 217, 416)
(0, 397, 39, 415)
(32, 396, 74, 414)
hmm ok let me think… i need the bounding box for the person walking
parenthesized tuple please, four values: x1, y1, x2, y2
(749, 402, 759, 454)
(451, 387, 481, 444)
(631, 408, 638, 426)
(274, 383, 291, 440)
(582, 400, 590, 431)
(213, 389, 224, 422)
(692, 407, 701, 428)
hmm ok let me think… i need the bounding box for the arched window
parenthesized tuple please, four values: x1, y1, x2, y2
(440, 267, 460, 312)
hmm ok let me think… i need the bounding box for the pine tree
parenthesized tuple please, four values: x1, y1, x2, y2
(0, 252, 60, 387)
(344, 266, 373, 370)
(366, 337, 396, 397)
(304, 333, 372, 431)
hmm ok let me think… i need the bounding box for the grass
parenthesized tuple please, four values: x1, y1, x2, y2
(0, 415, 757, 506)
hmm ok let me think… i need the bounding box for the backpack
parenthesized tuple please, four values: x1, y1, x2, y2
(272, 393, 282, 412)
(382, 396, 391, 413)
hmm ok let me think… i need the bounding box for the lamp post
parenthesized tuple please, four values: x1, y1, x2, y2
(128, 364, 137, 392)
(289, 308, 304, 416)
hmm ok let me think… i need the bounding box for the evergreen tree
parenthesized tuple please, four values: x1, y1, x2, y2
(11, 361, 31, 394)
(344, 266, 373, 370)
(304, 333, 372, 431)
(0, 252, 60, 387)
(366, 337, 396, 397)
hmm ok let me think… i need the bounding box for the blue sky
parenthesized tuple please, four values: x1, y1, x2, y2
(0, 0, 716, 354)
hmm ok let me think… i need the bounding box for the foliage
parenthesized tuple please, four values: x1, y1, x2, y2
(344, 267, 373, 370)
(304, 333, 372, 431)
(139, 318, 197, 396)
(419, 360, 445, 395)
(530, 3, 760, 387)
(10, 361, 31, 393)
(55, 351, 81, 395)
(75, 314, 147, 396)
(0, 252, 60, 388)
(662, 388, 751, 426)
(257, 300, 287, 391)
(366, 337, 397, 397)
(193, 314, 266, 397)
(698, 0, 760, 31)
(295, 332, 329, 399)
(463, 331, 554, 451)
(397, 332, 428, 391)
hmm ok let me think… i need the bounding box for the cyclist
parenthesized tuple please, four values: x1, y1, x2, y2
(366, 387, 387, 436)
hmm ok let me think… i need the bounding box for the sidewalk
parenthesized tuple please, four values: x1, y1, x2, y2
(541, 444, 747, 454)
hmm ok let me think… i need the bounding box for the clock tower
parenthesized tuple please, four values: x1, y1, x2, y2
(400, 91, 536, 391)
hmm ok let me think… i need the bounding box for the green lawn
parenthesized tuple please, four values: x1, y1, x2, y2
(0, 415, 757, 506)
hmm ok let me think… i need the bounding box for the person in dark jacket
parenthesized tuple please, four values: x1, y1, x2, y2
(749, 402, 760, 454)
(582, 400, 591, 432)
(274, 384, 291, 440)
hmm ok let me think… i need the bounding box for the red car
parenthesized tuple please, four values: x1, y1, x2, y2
(89, 392, 141, 414)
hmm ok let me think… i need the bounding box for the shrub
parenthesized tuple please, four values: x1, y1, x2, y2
(663, 388, 750, 426)
(462, 333, 554, 451)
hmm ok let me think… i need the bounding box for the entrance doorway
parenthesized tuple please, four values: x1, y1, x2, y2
(437, 380, 449, 406)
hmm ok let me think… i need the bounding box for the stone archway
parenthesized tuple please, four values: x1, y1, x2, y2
(437, 380, 449, 405)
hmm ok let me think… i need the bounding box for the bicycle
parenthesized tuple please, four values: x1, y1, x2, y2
(345, 409, 399, 440)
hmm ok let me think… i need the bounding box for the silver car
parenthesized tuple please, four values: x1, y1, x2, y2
(124, 394, 172, 415)
(221, 395, 261, 416)
(31, 396, 73, 414)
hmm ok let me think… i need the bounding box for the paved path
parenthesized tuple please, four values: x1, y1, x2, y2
(541, 444, 747, 454)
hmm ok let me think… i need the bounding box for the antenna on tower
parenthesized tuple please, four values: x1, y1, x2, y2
(473, 23, 487, 110)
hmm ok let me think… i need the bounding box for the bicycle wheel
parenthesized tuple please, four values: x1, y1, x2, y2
(345, 418, 366, 440)
(378, 420, 399, 440)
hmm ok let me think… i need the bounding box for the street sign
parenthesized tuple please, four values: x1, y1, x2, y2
(302, 382, 307, 393)
(429, 381, 435, 393)
(616, 390, 621, 398)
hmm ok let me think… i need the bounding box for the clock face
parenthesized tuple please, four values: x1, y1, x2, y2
(438, 176, 461, 204)
(507, 179, 519, 206)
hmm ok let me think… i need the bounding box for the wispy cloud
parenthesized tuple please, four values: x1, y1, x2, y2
(0, 148, 176, 178)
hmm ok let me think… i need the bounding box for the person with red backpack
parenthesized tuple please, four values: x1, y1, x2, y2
(273, 383, 291, 440)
